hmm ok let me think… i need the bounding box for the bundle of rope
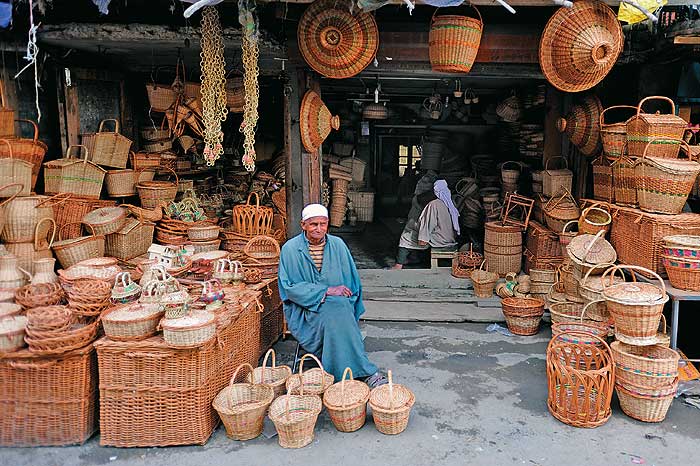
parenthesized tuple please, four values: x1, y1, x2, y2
(238, 0, 260, 172)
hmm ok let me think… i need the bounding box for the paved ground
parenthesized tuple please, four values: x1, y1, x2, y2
(4, 322, 698, 466)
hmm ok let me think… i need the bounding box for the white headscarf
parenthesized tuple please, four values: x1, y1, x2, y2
(301, 204, 329, 222)
(433, 180, 460, 235)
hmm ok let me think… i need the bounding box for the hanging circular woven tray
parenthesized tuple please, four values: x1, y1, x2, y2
(556, 94, 603, 156)
(300, 90, 340, 153)
(539, 0, 623, 93)
(297, 0, 379, 79)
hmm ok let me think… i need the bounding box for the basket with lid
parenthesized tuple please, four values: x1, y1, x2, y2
(101, 302, 163, 341)
(323, 367, 371, 433)
(602, 265, 669, 346)
(285, 353, 334, 396)
(82, 206, 127, 236)
(161, 310, 217, 348)
(80, 119, 132, 168)
(212, 363, 275, 441)
(566, 230, 617, 277)
(626, 96, 687, 158)
(368, 370, 415, 435)
(579, 263, 622, 321)
(43, 145, 106, 199)
(104, 218, 155, 261)
(247, 348, 292, 399)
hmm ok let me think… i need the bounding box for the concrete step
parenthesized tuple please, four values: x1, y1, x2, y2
(361, 301, 505, 323)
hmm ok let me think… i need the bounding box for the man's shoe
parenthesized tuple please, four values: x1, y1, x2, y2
(365, 371, 388, 389)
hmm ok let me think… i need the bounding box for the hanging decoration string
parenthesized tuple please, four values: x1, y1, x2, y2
(238, 0, 260, 172)
(199, 6, 228, 166)
(14, 0, 42, 122)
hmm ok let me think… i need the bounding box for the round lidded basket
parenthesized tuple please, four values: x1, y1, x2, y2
(610, 341, 679, 389)
(323, 367, 371, 433)
(248, 349, 292, 399)
(161, 310, 217, 349)
(566, 230, 616, 276)
(212, 363, 275, 441)
(550, 304, 609, 347)
(101, 302, 164, 341)
(268, 392, 323, 449)
(500, 297, 545, 336)
(285, 353, 334, 396)
(82, 206, 127, 236)
(368, 370, 415, 435)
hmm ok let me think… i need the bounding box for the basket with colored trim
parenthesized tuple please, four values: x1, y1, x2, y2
(368, 370, 415, 435)
(600, 105, 636, 158)
(615, 378, 678, 423)
(43, 145, 106, 200)
(501, 297, 545, 336)
(323, 367, 370, 433)
(429, 5, 483, 73)
(626, 96, 687, 158)
(610, 341, 679, 388)
(285, 353, 334, 396)
(662, 255, 700, 291)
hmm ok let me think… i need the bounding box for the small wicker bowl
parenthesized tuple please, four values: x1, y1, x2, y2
(188, 224, 221, 241)
(101, 303, 164, 341)
(14, 283, 65, 309)
(25, 305, 73, 332)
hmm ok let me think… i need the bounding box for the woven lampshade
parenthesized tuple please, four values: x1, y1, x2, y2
(556, 94, 603, 156)
(539, 0, 623, 93)
(297, 0, 379, 79)
(300, 90, 340, 154)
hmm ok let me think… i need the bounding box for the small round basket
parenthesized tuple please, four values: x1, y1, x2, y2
(247, 349, 292, 399)
(615, 377, 679, 423)
(578, 203, 611, 236)
(161, 311, 216, 349)
(470, 261, 499, 298)
(323, 367, 371, 433)
(212, 363, 275, 441)
(101, 302, 164, 341)
(14, 282, 65, 309)
(285, 353, 334, 396)
(268, 392, 323, 449)
(187, 223, 221, 241)
(501, 297, 545, 336)
(368, 370, 415, 435)
(457, 244, 483, 269)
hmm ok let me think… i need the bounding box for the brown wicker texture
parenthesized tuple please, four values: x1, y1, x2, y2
(96, 296, 261, 447)
(300, 90, 340, 154)
(610, 341, 679, 388)
(0, 119, 48, 190)
(51, 196, 116, 240)
(546, 332, 614, 428)
(662, 255, 700, 291)
(24, 320, 101, 356)
(105, 168, 155, 197)
(248, 348, 292, 399)
(615, 378, 678, 423)
(550, 302, 609, 347)
(526, 221, 561, 258)
(129, 151, 162, 171)
(269, 393, 323, 448)
(591, 156, 615, 203)
(544, 190, 580, 233)
(451, 257, 472, 279)
(43, 145, 106, 199)
(429, 5, 483, 73)
(232, 192, 274, 237)
(25, 305, 72, 331)
(549, 300, 585, 325)
(0, 139, 32, 196)
(297, 0, 379, 79)
(323, 367, 370, 433)
(146, 76, 177, 113)
(244, 267, 263, 285)
(470, 261, 499, 298)
(626, 96, 688, 158)
(0, 344, 98, 447)
(0, 83, 14, 137)
(457, 243, 484, 268)
(105, 218, 155, 261)
(82, 206, 127, 236)
(244, 234, 281, 260)
(212, 363, 275, 441)
(543, 157, 574, 198)
(136, 167, 178, 209)
(368, 370, 415, 435)
(286, 353, 334, 396)
(600, 105, 636, 158)
(188, 223, 221, 241)
(161, 312, 217, 349)
(14, 282, 65, 309)
(610, 155, 638, 207)
(579, 203, 611, 236)
(483, 242, 522, 277)
(602, 265, 668, 345)
(101, 303, 164, 341)
(501, 297, 545, 335)
(555, 95, 604, 156)
(539, 1, 622, 93)
(81, 119, 132, 168)
(635, 138, 700, 215)
(484, 221, 522, 247)
(52, 223, 105, 269)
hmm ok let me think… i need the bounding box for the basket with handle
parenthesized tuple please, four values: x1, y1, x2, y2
(615, 377, 679, 423)
(0, 82, 14, 137)
(80, 119, 132, 168)
(247, 348, 292, 399)
(0, 139, 33, 196)
(626, 96, 688, 158)
(429, 4, 483, 73)
(105, 168, 156, 197)
(285, 353, 334, 396)
(136, 167, 178, 209)
(146, 67, 178, 112)
(231, 192, 274, 237)
(4, 217, 57, 275)
(129, 151, 162, 171)
(212, 363, 275, 441)
(544, 190, 580, 234)
(323, 367, 371, 433)
(591, 155, 614, 203)
(635, 137, 700, 215)
(578, 203, 611, 236)
(543, 156, 573, 198)
(368, 370, 415, 435)
(500, 297, 545, 335)
(600, 105, 637, 158)
(268, 387, 323, 449)
(550, 300, 610, 345)
(43, 145, 106, 199)
(0, 119, 48, 190)
(52, 223, 105, 269)
(0, 193, 66, 244)
(470, 260, 499, 298)
(611, 155, 638, 207)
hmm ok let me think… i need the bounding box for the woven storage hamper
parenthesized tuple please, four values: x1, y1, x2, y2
(591, 155, 614, 203)
(323, 367, 370, 433)
(81, 119, 132, 168)
(600, 105, 636, 158)
(130, 151, 162, 171)
(526, 221, 561, 258)
(611, 155, 638, 207)
(0, 119, 47, 190)
(368, 370, 415, 435)
(429, 5, 483, 73)
(610, 341, 679, 389)
(82, 206, 127, 236)
(105, 218, 155, 261)
(43, 145, 106, 199)
(626, 96, 687, 158)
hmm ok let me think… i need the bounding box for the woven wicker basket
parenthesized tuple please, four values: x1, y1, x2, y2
(269, 393, 323, 449)
(611, 155, 638, 207)
(101, 302, 164, 341)
(368, 370, 415, 435)
(615, 378, 678, 423)
(600, 105, 636, 158)
(52, 223, 105, 269)
(0, 315, 26, 353)
(627, 96, 687, 158)
(81, 119, 132, 168)
(429, 5, 483, 73)
(0, 84, 14, 138)
(323, 367, 370, 433)
(43, 145, 106, 199)
(610, 341, 679, 389)
(300, 90, 340, 154)
(0, 140, 33, 196)
(248, 349, 292, 399)
(285, 353, 334, 396)
(591, 155, 614, 204)
(82, 206, 127, 236)
(470, 261, 499, 298)
(556, 95, 603, 156)
(105, 218, 155, 261)
(543, 157, 573, 198)
(136, 167, 178, 209)
(129, 151, 161, 171)
(579, 203, 611, 236)
(105, 168, 155, 197)
(501, 297, 545, 336)
(232, 192, 273, 237)
(662, 255, 700, 291)
(544, 190, 580, 233)
(0, 119, 48, 190)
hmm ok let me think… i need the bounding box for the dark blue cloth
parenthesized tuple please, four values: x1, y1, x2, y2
(278, 233, 378, 380)
(0, 1, 12, 29)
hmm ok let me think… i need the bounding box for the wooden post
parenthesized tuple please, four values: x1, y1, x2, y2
(284, 66, 304, 238)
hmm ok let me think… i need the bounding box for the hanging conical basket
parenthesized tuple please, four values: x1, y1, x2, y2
(300, 90, 340, 154)
(539, 0, 623, 93)
(556, 94, 603, 156)
(297, 0, 379, 79)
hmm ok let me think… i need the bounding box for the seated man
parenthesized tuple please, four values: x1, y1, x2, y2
(393, 179, 460, 270)
(278, 203, 387, 388)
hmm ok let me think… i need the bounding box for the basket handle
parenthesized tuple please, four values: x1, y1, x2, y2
(599, 105, 637, 126)
(580, 299, 605, 323)
(157, 166, 180, 186)
(659, 314, 667, 335)
(581, 202, 610, 222)
(340, 367, 354, 409)
(34, 217, 57, 250)
(642, 136, 691, 160)
(231, 260, 242, 274)
(246, 191, 261, 209)
(66, 144, 89, 162)
(14, 119, 39, 141)
(0, 80, 7, 108)
(637, 96, 676, 117)
(230, 363, 255, 386)
(545, 156, 568, 172)
(580, 262, 616, 289)
(0, 138, 14, 158)
(260, 348, 277, 384)
(561, 220, 578, 234)
(602, 264, 666, 299)
(0, 182, 24, 207)
(387, 370, 395, 410)
(581, 229, 607, 263)
(58, 221, 96, 242)
(98, 119, 120, 134)
(432, 3, 482, 24)
(545, 188, 577, 212)
(34, 192, 71, 208)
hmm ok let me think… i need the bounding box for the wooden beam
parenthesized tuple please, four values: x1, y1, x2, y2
(63, 70, 81, 147)
(285, 66, 304, 237)
(674, 36, 700, 45)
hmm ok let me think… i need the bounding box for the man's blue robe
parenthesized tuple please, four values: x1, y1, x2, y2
(278, 233, 378, 381)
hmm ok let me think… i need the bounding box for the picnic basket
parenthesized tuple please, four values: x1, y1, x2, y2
(52, 223, 106, 269)
(285, 353, 334, 396)
(323, 367, 371, 433)
(231, 192, 273, 237)
(543, 157, 573, 198)
(500, 297, 545, 336)
(212, 363, 274, 441)
(0, 119, 48, 190)
(268, 391, 323, 449)
(247, 348, 292, 399)
(52, 196, 116, 240)
(0, 139, 33, 196)
(136, 167, 178, 209)
(81, 119, 132, 168)
(368, 370, 415, 435)
(600, 105, 636, 158)
(626, 96, 687, 158)
(43, 145, 106, 199)
(429, 5, 483, 73)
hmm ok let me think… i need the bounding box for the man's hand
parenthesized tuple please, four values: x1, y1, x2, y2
(326, 285, 353, 297)
(418, 240, 428, 246)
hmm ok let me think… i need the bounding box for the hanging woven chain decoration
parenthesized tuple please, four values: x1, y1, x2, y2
(200, 6, 228, 166)
(239, 0, 260, 172)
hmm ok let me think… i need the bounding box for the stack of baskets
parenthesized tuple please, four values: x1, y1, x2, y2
(221, 192, 274, 253)
(43, 145, 106, 200)
(139, 121, 172, 154)
(500, 297, 545, 336)
(484, 221, 522, 276)
(661, 235, 700, 291)
(500, 161, 521, 196)
(187, 222, 222, 254)
(528, 267, 558, 302)
(329, 179, 349, 227)
(452, 244, 483, 279)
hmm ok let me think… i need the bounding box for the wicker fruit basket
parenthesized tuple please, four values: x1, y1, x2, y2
(161, 311, 217, 349)
(501, 297, 545, 336)
(101, 303, 164, 341)
(14, 282, 65, 309)
(52, 223, 106, 269)
(579, 203, 611, 236)
(247, 349, 292, 399)
(24, 320, 101, 356)
(323, 367, 370, 433)
(368, 370, 415, 435)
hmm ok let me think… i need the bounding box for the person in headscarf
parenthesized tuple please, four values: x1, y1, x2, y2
(392, 179, 459, 269)
(278, 204, 388, 388)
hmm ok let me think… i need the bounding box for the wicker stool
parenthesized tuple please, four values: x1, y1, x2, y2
(431, 249, 457, 269)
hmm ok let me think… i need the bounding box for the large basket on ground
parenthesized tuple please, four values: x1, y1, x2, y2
(368, 370, 415, 435)
(626, 96, 687, 158)
(615, 378, 678, 423)
(501, 297, 545, 336)
(610, 341, 679, 388)
(81, 119, 132, 168)
(43, 145, 106, 199)
(0, 119, 48, 190)
(600, 105, 636, 158)
(429, 5, 483, 73)
(212, 363, 274, 441)
(269, 392, 323, 449)
(547, 331, 614, 428)
(231, 192, 273, 237)
(635, 138, 700, 215)
(323, 367, 370, 433)
(247, 348, 291, 399)
(136, 167, 178, 209)
(285, 353, 334, 396)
